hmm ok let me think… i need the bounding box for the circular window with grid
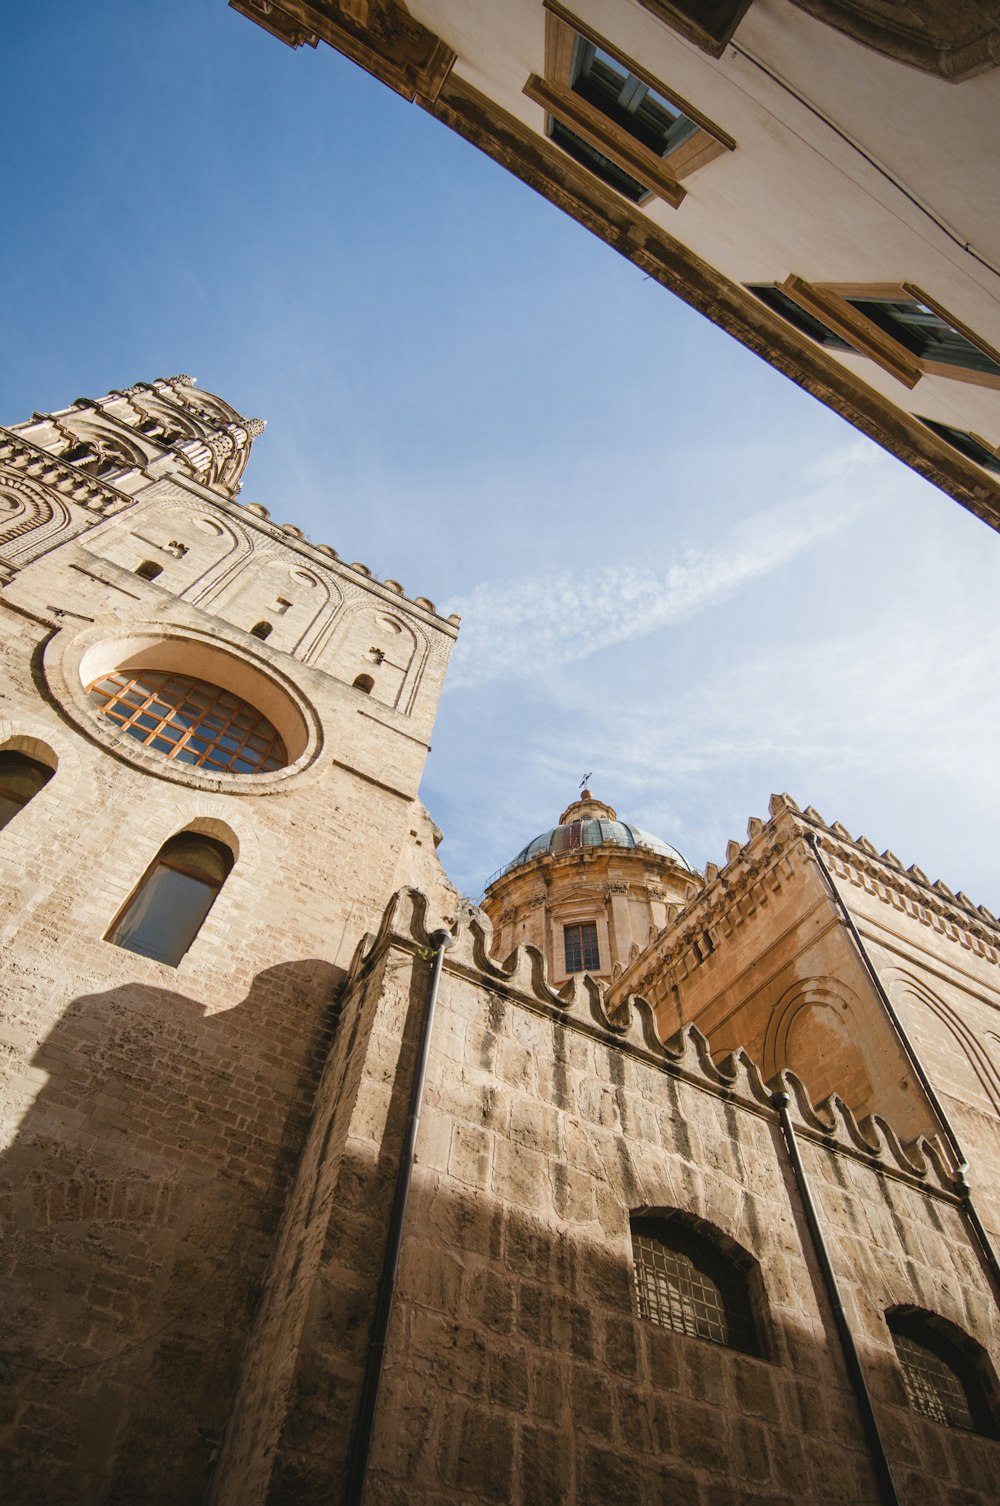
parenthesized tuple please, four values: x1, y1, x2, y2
(86, 670, 287, 774)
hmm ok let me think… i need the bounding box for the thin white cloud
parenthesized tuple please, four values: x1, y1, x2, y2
(446, 445, 881, 689)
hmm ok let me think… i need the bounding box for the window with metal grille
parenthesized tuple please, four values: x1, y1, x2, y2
(564, 921, 600, 973)
(0, 749, 55, 831)
(86, 670, 287, 774)
(107, 832, 234, 967)
(887, 1310, 996, 1436)
(571, 39, 698, 158)
(631, 1216, 760, 1355)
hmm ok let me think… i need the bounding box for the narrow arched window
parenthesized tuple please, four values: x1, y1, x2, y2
(631, 1214, 761, 1356)
(887, 1309, 997, 1436)
(250, 621, 272, 641)
(0, 750, 55, 830)
(107, 832, 234, 967)
(353, 673, 374, 693)
(135, 560, 163, 581)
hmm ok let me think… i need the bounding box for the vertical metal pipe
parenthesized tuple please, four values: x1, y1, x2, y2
(772, 1091, 901, 1506)
(343, 928, 454, 1506)
(806, 832, 1000, 1302)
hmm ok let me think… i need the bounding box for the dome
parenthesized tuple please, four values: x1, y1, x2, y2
(501, 791, 690, 878)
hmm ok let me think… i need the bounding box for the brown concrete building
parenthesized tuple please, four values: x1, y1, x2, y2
(2, 380, 1000, 1504)
(227, 0, 1000, 531)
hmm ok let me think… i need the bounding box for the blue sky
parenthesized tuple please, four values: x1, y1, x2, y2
(5, 2, 1000, 907)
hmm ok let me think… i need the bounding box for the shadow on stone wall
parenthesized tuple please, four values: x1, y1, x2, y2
(0, 958, 340, 1506)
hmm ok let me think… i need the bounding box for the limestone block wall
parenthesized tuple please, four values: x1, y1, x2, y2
(212, 896, 1000, 1505)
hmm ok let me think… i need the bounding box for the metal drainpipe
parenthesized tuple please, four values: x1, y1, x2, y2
(343, 927, 454, 1506)
(772, 1091, 901, 1506)
(805, 831, 1000, 1302)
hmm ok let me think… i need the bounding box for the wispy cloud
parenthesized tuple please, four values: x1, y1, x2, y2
(447, 445, 878, 688)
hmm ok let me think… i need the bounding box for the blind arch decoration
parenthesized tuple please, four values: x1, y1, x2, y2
(86, 669, 287, 774)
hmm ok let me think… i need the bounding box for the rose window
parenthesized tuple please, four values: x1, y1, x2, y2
(86, 669, 287, 774)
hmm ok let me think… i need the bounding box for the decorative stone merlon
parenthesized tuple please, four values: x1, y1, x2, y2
(349, 886, 958, 1197)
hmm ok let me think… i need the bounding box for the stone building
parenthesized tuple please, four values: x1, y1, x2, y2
(2, 379, 1000, 1505)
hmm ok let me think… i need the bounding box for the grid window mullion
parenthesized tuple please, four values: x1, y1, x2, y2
(87, 669, 286, 774)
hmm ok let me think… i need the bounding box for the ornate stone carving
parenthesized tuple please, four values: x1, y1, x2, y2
(230, 0, 455, 101)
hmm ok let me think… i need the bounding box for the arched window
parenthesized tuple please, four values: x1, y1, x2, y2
(86, 670, 287, 774)
(135, 560, 163, 581)
(107, 833, 234, 967)
(353, 673, 374, 694)
(631, 1213, 761, 1356)
(887, 1309, 997, 1436)
(0, 750, 55, 830)
(250, 621, 273, 641)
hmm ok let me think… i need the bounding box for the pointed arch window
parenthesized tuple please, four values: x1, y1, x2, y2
(887, 1309, 997, 1436)
(0, 750, 55, 830)
(107, 832, 234, 966)
(631, 1213, 762, 1356)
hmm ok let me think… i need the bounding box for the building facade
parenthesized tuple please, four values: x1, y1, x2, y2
(228, 0, 1000, 530)
(2, 381, 1000, 1504)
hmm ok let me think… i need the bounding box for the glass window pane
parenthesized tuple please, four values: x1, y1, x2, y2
(85, 669, 288, 775)
(110, 864, 218, 967)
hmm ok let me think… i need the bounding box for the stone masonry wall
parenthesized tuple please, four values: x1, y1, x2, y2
(228, 897, 1000, 1506)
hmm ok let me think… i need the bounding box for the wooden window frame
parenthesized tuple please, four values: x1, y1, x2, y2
(777, 278, 1000, 391)
(633, 1, 754, 58)
(918, 418, 1000, 476)
(564, 920, 601, 973)
(525, 1, 735, 211)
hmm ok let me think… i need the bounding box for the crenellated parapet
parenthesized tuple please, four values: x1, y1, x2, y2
(346, 886, 960, 1200)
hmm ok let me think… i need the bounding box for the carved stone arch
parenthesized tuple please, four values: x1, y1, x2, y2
(0, 474, 75, 566)
(128, 394, 202, 443)
(128, 803, 261, 880)
(886, 967, 1000, 1116)
(763, 977, 878, 1117)
(171, 384, 247, 430)
(182, 513, 257, 609)
(61, 423, 150, 474)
